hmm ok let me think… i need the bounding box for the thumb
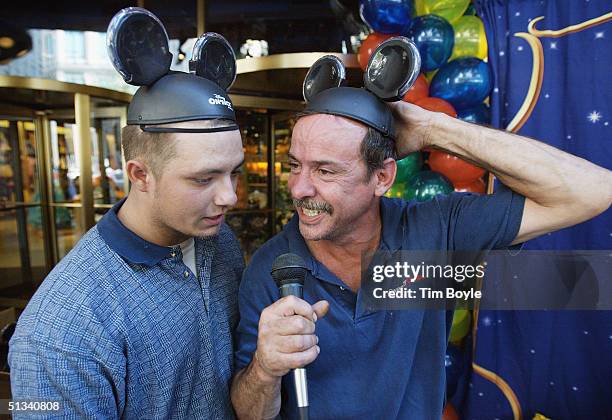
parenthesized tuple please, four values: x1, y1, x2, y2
(312, 300, 330, 322)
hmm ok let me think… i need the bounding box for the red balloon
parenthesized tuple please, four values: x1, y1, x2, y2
(455, 177, 486, 193)
(415, 97, 457, 118)
(442, 403, 459, 420)
(429, 151, 486, 185)
(403, 73, 429, 103)
(358, 32, 395, 71)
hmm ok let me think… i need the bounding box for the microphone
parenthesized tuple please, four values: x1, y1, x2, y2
(271, 253, 310, 420)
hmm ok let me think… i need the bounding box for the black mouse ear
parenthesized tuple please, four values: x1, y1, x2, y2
(189, 32, 237, 91)
(106, 8, 172, 86)
(303, 55, 347, 102)
(364, 36, 421, 102)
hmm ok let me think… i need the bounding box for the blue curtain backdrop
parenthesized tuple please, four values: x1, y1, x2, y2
(457, 1, 612, 419)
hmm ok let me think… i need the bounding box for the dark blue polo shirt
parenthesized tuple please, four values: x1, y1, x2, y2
(234, 186, 524, 419)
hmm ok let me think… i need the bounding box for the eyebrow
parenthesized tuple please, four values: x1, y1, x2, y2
(194, 158, 245, 176)
(287, 153, 340, 167)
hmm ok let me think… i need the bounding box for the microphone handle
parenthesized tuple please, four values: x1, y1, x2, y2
(278, 281, 309, 420)
(279, 283, 303, 298)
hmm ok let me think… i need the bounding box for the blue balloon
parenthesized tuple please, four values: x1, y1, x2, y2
(359, 0, 414, 34)
(404, 15, 454, 72)
(430, 57, 492, 110)
(458, 103, 490, 124)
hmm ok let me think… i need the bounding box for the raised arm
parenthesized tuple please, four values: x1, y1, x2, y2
(391, 102, 612, 244)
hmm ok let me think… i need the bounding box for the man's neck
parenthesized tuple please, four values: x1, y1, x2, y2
(117, 195, 189, 247)
(305, 205, 382, 291)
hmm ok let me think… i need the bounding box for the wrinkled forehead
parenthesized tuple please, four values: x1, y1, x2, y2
(293, 113, 367, 147)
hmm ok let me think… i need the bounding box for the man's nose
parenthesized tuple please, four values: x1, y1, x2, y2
(289, 170, 316, 200)
(214, 176, 238, 208)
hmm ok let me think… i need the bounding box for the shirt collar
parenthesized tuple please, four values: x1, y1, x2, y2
(97, 197, 172, 266)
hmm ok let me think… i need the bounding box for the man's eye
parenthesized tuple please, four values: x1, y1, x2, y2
(231, 171, 241, 178)
(288, 162, 300, 171)
(318, 169, 333, 176)
(194, 178, 212, 185)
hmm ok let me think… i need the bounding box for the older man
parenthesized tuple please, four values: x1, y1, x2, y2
(230, 95, 611, 418)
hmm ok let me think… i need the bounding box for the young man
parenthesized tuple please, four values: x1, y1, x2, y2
(9, 11, 245, 418)
(230, 98, 612, 418)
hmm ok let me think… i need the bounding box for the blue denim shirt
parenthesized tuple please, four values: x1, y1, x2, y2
(235, 189, 524, 419)
(9, 199, 244, 419)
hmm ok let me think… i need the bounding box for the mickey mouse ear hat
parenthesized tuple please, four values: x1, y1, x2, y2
(302, 36, 420, 140)
(107, 7, 238, 133)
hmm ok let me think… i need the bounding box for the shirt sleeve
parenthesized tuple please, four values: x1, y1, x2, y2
(434, 183, 525, 250)
(9, 336, 125, 419)
(233, 252, 279, 372)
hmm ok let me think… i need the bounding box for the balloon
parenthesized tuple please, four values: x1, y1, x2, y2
(395, 152, 423, 183)
(405, 15, 454, 72)
(403, 170, 454, 202)
(442, 402, 460, 420)
(415, 0, 470, 24)
(415, 97, 457, 117)
(359, 0, 414, 34)
(430, 57, 492, 110)
(455, 177, 486, 193)
(385, 182, 406, 198)
(449, 309, 471, 343)
(358, 32, 395, 71)
(451, 16, 487, 60)
(428, 151, 485, 184)
(402, 74, 429, 103)
(413, 0, 468, 23)
(445, 345, 464, 397)
(457, 103, 490, 124)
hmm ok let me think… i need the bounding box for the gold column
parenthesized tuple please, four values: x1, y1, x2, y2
(119, 107, 130, 196)
(33, 113, 58, 267)
(75, 93, 95, 229)
(197, 0, 206, 35)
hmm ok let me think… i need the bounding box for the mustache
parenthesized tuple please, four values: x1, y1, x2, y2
(293, 198, 333, 215)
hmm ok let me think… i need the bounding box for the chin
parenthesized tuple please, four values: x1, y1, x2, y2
(298, 222, 332, 241)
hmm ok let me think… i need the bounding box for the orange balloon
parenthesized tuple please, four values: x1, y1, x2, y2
(442, 403, 459, 420)
(429, 151, 485, 184)
(455, 177, 486, 193)
(358, 32, 395, 71)
(403, 73, 429, 103)
(415, 97, 457, 118)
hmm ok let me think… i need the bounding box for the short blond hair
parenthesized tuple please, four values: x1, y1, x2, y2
(121, 119, 236, 178)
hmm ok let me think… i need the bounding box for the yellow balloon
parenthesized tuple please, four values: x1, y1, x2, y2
(425, 69, 438, 83)
(416, 0, 470, 23)
(451, 16, 488, 60)
(449, 309, 471, 343)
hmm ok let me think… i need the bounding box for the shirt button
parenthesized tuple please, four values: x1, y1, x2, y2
(183, 270, 190, 278)
(339, 286, 345, 291)
(170, 252, 176, 258)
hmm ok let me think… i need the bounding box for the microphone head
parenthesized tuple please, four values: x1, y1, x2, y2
(271, 253, 308, 288)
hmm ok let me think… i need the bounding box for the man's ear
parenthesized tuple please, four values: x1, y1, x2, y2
(125, 159, 153, 192)
(374, 158, 397, 197)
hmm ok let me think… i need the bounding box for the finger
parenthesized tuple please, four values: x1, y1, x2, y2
(274, 295, 315, 321)
(271, 315, 315, 336)
(312, 300, 330, 322)
(278, 334, 318, 353)
(283, 345, 321, 369)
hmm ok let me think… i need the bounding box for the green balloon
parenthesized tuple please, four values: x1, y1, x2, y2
(385, 182, 406, 199)
(396, 152, 423, 183)
(403, 170, 454, 202)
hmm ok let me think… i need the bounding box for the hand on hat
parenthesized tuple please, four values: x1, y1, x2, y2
(389, 101, 438, 159)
